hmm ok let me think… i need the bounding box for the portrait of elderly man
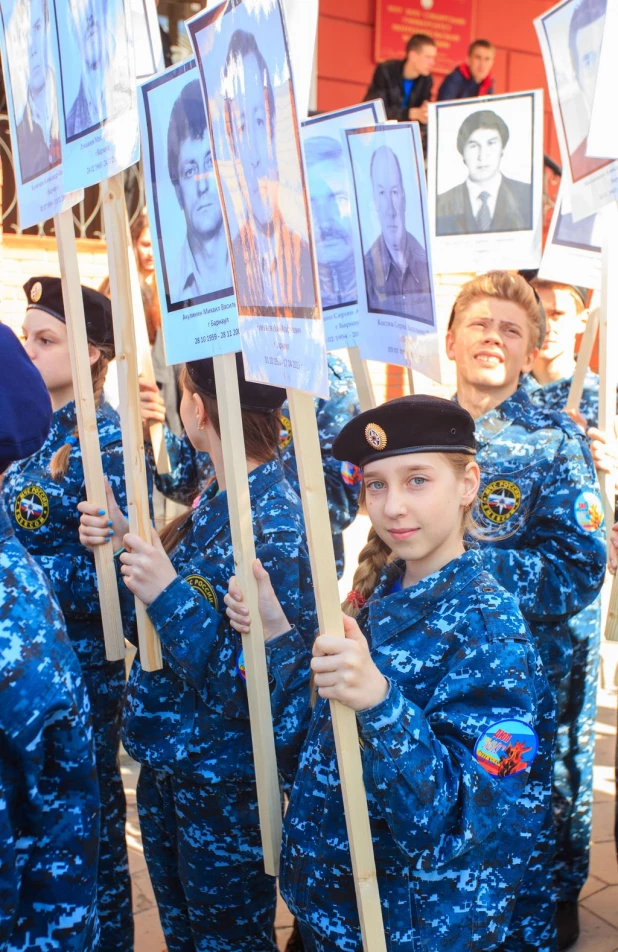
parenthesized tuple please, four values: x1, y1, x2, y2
(436, 109, 533, 236)
(167, 79, 232, 303)
(304, 135, 356, 309)
(223, 28, 315, 313)
(363, 144, 432, 323)
(14, 0, 61, 182)
(564, 0, 608, 181)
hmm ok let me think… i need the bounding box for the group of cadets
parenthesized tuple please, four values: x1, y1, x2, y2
(0, 267, 614, 952)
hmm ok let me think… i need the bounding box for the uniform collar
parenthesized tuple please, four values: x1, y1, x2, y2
(365, 548, 485, 646)
(0, 497, 14, 543)
(468, 387, 536, 444)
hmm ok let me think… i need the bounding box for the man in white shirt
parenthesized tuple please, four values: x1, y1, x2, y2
(436, 109, 533, 236)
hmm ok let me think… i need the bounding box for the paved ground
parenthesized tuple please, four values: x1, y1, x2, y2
(126, 513, 618, 951)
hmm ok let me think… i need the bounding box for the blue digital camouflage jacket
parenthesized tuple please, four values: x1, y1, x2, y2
(122, 458, 316, 788)
(469, 388, 606, 685)
(279, 548, 555, 951)
(1, 400, 134, 668)
(0, 499, 100, 951)
(520, 369, 604, 428)
(151, 353, 361, 574)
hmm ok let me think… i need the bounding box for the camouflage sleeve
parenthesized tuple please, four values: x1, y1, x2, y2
(0, 767, 19, 943)
(480, 434, 606, 620)
(265, 627, 313, 786)
(315, 367, 361, 538)
(357, 638, 544, 865)
(150, 426, 213, 506)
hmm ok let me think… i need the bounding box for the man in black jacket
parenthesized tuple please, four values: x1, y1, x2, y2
(364, 33, 436, 151)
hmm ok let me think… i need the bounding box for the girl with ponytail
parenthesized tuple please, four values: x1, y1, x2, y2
(78, 352, 316, 951)
(225, 394, 555, 952)
(1, 277, 135, 951)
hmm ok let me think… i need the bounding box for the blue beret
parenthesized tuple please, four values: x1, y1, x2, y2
(0, 324, 52, 473)
(332, 394, 476, 467)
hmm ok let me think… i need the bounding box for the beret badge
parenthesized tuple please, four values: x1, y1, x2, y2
(365, 423, 387, 451)
(30, 281, 43, 303)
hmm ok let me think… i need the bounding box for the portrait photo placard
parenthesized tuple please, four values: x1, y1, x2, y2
(54, 0, 140, 191)
(538, 180, 602, 291)
(301, 100, 385, 351)
(586, 0, 618, 160)
(187, 0, 328, 398)
(535, 0, 618, 219)
(0, 0, 80, 227)
(427, 90, 544, 273)
(138, 60, 239, 365)
(345, 122, 441, 382)
(131, 0, 164, 80)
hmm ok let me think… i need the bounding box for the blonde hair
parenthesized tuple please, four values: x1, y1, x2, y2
(49, 347, 112, 480)
(451, 271, 543, 349)
(530, 278, 586, 316)
(341, 453, 477, 618)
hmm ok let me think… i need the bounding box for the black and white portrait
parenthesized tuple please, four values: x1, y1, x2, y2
(189, 0, 318, 321)
(347, 124, 434, 326)
(2, 0, 60, 184)
(435, 105, 533, 237)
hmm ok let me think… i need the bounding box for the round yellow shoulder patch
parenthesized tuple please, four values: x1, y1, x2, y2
(186, 574, 218, 609)
(279, 415, 293, 451)
(480, 479, 521, 525)
(14, 484, 50, 530)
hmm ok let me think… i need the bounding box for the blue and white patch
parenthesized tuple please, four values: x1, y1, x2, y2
(573, 491, 604, 533)
(474, 719, 538, 778)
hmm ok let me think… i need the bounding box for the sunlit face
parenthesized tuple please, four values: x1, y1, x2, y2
(372, 149, 406, 258)
(309, 157, 353, 268)
(21, 308, 73, 395)
(468, 46, 495, 83)
(28, 0, 48, 95)
(446, 298, 538, 393)
(406, 43, 437, 76)
(135, 227, 154, 276)
(363, 453, 479, 568)
(575, 17, 604, 112)
(228, 52, 279, 231)
(535, 286, 582, 363)
(462, 128, 504, 184)
(176, 134, 222, 241)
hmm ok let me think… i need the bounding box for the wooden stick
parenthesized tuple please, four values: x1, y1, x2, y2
(600, 207, 618, 642)
(566, 308, 599, 414)
(213, 354, 282, 876)
(287, 387, 387, 952)
(55, 209, 125, 661)
(407, 367, 415, 396)
(125, 214, 171, 476)
(348, 346, 377, 412)
(102, 174, 163, 671)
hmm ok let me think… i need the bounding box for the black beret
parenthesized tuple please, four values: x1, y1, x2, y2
(0, 324, 52, 474)
(186, 352, 286, 413)
(332, 394, 476, 468)
(457, 110, 509, 155)
(23, 276, 115, 356)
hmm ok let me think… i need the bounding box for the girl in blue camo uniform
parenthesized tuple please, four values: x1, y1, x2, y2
(226, 394, 556, 952)
(79, 352, 316, 952)
(0, 277, 134, 951)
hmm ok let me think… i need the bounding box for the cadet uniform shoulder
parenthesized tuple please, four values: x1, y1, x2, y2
(466, 569, 532, 645)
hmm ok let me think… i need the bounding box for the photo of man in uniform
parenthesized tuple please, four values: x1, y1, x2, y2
(223, 28, 315, 313)
(14, 0, 61, 183)
(166, 78, 232, 303)
(363, 144, 432, 323)
(436, 109, 533, 236)
(304, 135, 356, 309)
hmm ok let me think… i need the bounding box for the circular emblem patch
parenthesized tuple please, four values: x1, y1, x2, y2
(574, 491, 604, 533)
(186, 575, 218, 609)
(279, 415, 293, 451)
(365, 423, 387, 451)
(30, 281, 43, 303)
(340, 460, 362, 487)
(474, 719, 539, 778)
(480, 479, 521, 525)
(14, 485, 50, 530)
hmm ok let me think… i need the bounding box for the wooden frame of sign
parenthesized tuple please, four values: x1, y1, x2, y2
(567, 308, 600, 412)
(287, 387, 387, 952)
(348, 346, 377, 413)
(212, 353, 282, 876)
(54, 208, 126, 662)
(102, 173, 163, 671)
(600, 209, 618, 642)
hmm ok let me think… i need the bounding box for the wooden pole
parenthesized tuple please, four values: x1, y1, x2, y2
(600, 207, 618, 641)
(566, 308, 599, 414)
(54, 209, 125, 661)
(213, 353, 282, 876)
(102, 174, 163, 671)
(407, 367, 415, 396)
(348, 346, 377, 412)
(287, 388, 387, 952)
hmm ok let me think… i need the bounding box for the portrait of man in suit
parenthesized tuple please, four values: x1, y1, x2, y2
(222, 28, 316, 314)
(363, 144, 432, 323)
(436, 109, 533, 237)
(166, 78, 232, 304)
(564, 0, 608, 182)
